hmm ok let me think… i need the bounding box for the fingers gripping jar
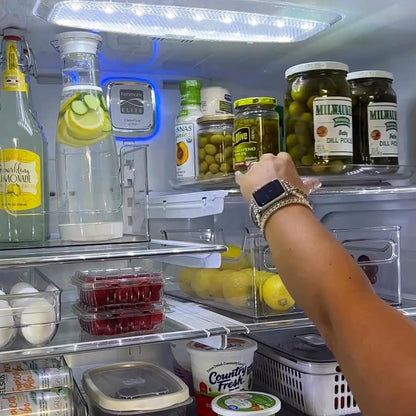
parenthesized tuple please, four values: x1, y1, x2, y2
(347, 70, 398, 165)
(233, 97, 280, 171)
(284, 62, 353, 172)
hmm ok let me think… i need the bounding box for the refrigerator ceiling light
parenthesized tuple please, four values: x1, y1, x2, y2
(33, 0, 343, 43)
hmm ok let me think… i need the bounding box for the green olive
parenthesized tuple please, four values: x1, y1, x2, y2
(199, 136, 208, 148)
(199, 148, 206, 162)
(205, 143, 217, 155)
(214, 153, 224, 164)
(209, 163, 220, 174)
(224, 146, 233, 158)
(224, 134, 233, 146)
(205, 171, 214, 179)
(298, 134, 313, 147)
(288, 144, 307, 160)
(286, 134, 298, 149)
(210, 133, 225, 145)
(307, 95, 318, 112)
(301, 154, 314, 166)
(294, 120, 311, 137)
(299, 112, 313, 123)
(291, 79, 309, 102)
(220, 163, 229, 173)
(288, 101, 306, 117)
(205, 154, 215, 165)
(199, 161, 208, 174)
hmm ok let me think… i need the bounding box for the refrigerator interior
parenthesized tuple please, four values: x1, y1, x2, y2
(1, 0, 416, 415)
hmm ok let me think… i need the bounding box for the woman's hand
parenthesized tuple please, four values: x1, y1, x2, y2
(235, 152, 320, 201)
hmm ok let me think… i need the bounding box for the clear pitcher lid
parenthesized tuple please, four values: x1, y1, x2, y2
(56, 31, 101, 55)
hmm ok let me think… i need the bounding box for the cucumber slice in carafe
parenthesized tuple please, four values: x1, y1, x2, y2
(70, 100, 88, 115)
(83, 94, 101, 110)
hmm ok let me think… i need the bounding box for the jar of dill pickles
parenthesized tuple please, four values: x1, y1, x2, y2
(233, 97, 280, 171)
(284, 61, 352, 172)
(347, 70, 398, 165)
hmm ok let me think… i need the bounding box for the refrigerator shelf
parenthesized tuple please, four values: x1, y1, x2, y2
(0, 296, 415, 363)
(0, 238, 226, 269)
(170, 164, 416, 193)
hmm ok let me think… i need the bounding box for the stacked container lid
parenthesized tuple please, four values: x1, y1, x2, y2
(71, 267, 165, 336)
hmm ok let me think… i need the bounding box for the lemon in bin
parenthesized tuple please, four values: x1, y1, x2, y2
(222, 269, 253, 308)
(191, 269, 219, 299)
(221, 245, 250, 270)
(262, 273, 295, 312)
(178, 268, 198, 296)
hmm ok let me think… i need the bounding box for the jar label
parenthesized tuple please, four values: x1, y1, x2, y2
(313, 97, 353, 157)
(176, 122, 198, 178)
(233, 126, 258, 169)
(0, 149, 42, 211)
(367, 102, 398, 158)
(3, 42, 26, 93)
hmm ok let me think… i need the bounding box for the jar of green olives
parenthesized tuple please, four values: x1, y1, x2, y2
(347, 71, 398, 165)
(284, 61, 353, 172)
(233, 97, 280, 171)
(197, 114, 234, 180)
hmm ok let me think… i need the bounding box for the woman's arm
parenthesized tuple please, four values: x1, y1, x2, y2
(236, 153, 416, 416)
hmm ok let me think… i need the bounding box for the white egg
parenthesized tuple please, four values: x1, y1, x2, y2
(0, 300, 17, 348)
(9, 283, 39, 309)
(20, 299, 57, 345)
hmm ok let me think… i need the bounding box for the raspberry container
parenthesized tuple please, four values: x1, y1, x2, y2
(72, 302, 165, 336)
(71, 267, 164, 307)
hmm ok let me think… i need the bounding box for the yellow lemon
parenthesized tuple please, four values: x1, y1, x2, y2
(209, 270, 227, 299)
(191, 269, 219, 299)
(255, 270, 275, 302)
(262, 274, 295, 312)
(222, 270, 254, 308)
(178, 268, 198, 296)
(221, 245, 250, 271)
(64, 107, 105, 141)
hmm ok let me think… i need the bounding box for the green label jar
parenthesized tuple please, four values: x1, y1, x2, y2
(284, 61, 352, 173)
(233, 97, 280, 171)
(347, 70, 398, 166)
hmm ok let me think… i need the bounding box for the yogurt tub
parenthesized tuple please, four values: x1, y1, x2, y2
(187, 337, 257, 416)
(211, 391, 281, 416)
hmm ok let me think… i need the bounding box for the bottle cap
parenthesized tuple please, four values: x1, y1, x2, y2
(234, 97, 277, 108)
(285, 61, 349, 79)
(180, 79, 202, 106)
(56, 31, 102, 55)
(346, 70, 393, 81)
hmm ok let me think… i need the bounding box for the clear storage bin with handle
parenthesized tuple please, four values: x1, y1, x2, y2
(55, 31, 123, 242)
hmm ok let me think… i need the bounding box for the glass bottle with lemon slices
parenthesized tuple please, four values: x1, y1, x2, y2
(55, 31, 123, 241)
(0, 30, 46, 242)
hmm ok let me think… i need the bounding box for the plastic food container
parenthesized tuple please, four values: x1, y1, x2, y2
(284, 61, 352, 172)
(347, 70, 398, 165)
(187, 337, 258, 416)
(201, 86, 232, 115)
(82, 362, 192, 416)
(197, 114, 234, 180)
(71, 267, 164, 307)
(233, 97, 280, 171)
(72, 302, 165, 336)
(211, 391, 281, 416)
(0, 268, 61, 349)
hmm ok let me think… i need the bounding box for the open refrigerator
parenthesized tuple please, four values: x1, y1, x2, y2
(0, 0, 416, 415)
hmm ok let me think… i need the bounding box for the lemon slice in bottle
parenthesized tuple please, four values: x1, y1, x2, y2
(64, 107, 105, 141)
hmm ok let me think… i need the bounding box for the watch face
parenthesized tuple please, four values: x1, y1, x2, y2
(253, 180, 286, 207)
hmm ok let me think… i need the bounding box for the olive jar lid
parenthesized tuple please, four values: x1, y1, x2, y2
(234, 97, 277, 108)
(285, 61, 349, 79)
(197, 114, 235, 124)
(346, 70, 393, 81)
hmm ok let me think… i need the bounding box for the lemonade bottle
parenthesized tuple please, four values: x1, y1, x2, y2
(0, 30, 46, 242)
(55, 31, 123, 241)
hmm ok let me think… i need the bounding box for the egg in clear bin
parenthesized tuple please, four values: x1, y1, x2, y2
(20, 298, 57, 346)
(9, 282, 39, 310)
(0, 300, 17, 348)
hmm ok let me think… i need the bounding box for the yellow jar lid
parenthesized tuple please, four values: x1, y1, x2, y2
(234, 97, 277, 108)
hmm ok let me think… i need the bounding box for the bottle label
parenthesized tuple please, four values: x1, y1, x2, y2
(313, 97, 353, 157)
(233, 126, 258, 169)
(367, 102, 398, 158)
(3, 42, 26, 92)
(0, 149, 42, 211)
(176, 122, 197, 178)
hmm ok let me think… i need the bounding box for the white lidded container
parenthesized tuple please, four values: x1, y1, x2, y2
(201, 86, 232, 115)
(82, 362, 192, 416)
(211, 391, 281, 416)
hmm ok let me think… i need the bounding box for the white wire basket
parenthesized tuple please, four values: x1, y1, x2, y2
(251, 330, 361, 416)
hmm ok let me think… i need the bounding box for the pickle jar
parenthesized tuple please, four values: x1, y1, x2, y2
(197, 114, 234, 180)
(233, 97, 280, 171)
(347, 70, 398, 166)
(284, 61, 352, 172)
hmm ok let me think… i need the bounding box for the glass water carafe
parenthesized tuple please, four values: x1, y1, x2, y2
(56, 31, 123, 242)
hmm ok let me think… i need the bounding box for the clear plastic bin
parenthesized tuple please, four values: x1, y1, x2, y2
(72, 301, 165, 336)
(82, 362, 192, 416)
(71, 267, 165, 307)
(0, 268, 61, 349)
(162, 226, 401, 318)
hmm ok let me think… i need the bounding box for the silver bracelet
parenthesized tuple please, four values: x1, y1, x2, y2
(260, 195, 313, 234)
